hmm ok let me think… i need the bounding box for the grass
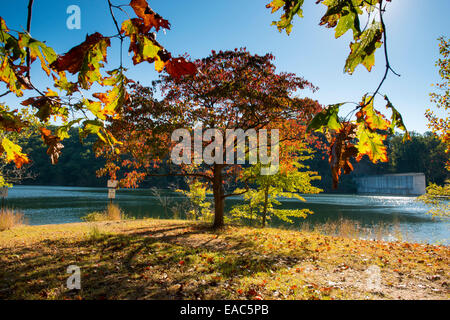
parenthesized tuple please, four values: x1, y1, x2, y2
(0, 209, 24, 231)
(0, 219, 448, 300)
(81, 204, 126, 222)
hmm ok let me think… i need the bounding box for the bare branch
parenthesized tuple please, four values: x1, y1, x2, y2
(25, 0, 34, 80)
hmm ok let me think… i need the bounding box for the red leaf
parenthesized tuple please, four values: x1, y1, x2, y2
(165, 57, 197, 80)
(247, 288, 258, 296)
(50, 32, 108, 74)
(328, 123, 358, 189)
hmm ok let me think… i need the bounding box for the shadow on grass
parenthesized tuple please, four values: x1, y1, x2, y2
(0, 222, 306, 300)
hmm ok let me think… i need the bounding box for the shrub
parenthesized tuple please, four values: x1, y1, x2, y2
(81, 211, 106, 222)
(106, 203, 123, 221)
(0, 209, 24, 231)
(81, 204, 126, 222)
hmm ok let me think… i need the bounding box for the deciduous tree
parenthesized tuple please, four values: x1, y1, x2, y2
(98, 49, 322, 228)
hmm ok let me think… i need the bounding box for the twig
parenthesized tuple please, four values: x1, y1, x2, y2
(364, 0, 400, 108)
(107, 0, 124, 68)
(0, 91, 11, 98)
(25, 0, 34, 80)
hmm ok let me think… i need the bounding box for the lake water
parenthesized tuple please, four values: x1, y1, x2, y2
(4, 185, 449, 245)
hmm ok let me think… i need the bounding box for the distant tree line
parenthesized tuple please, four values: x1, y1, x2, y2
(16, 129, 449, 194)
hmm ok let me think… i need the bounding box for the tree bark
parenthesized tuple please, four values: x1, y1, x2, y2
(262, 185, 269, 228)
(212, 164, 225, 228)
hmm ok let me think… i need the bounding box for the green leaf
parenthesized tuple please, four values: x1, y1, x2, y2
(79, 119, 104, 141)
(19, 34, 57, 76)
(307, 103, 343, 132)
(0, 56, 23, 96)
(344, 20, 383, 74)
(55, 119, 81, 140)
(267, 0, 305, 35)
(384, 95, 410, 141)
(79, 37, 110, 89)
(320, 0, 362, 39)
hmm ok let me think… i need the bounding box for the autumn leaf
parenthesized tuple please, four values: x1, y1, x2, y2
(307, 103, 343, 132)
(328, 123, 358, 189)
(165, 57, 197, 80)
(121, 18, 170, 69)
(345, 20, 383, 74)
(356, 96, 390, 131)
(385, 95, 410, 141)
(50, 32, 106, 74)
(0, 105, 27, 132)
(40, 127, 64, 165)
(0, 56, 24, 96)
(50, 32, 110, 89)
(0, 137, 30, 168)
(21, 95, 62, 122)
(52, 72, 78, 95)
(79, 119, 103, 142)
(267, 0, 305, 35)
(18, 33, 57, 76)
(318, 0, 362, 40)
(129, 0, 170, 32)
(266, 0, 285, 14)
(355, 124, 388, 163)
(86, 70, 130, 120)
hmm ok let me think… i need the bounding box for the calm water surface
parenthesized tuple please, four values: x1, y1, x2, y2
(5, 185, 449, 244)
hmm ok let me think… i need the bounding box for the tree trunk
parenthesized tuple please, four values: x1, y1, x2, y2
(262, 185, 269, 228)
(212, 164, 225, 228)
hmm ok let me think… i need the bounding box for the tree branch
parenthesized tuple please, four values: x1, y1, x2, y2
(364, 0, 400, 108)
(25, 0, 34, 80)
(107, 0, 124, 68)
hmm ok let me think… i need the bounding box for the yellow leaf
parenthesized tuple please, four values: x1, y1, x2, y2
(1, 137, 30, 168)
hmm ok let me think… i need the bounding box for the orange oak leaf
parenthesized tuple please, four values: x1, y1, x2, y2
(0, 137, 30, 169)
(40, 127, 64, 165)
(130, 0, 171, 32)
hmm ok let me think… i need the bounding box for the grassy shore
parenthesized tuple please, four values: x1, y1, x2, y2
(0, 219, 448, 300)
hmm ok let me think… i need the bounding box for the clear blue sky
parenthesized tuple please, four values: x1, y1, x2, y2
(1, 0, 449, 133)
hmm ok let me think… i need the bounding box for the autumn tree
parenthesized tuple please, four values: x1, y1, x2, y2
(419, 36, 450, 218)
(425, 36, 449, 162)
(98, 49, 322, 228)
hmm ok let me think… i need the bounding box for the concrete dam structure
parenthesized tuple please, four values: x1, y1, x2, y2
(355, 173, 426, 196)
